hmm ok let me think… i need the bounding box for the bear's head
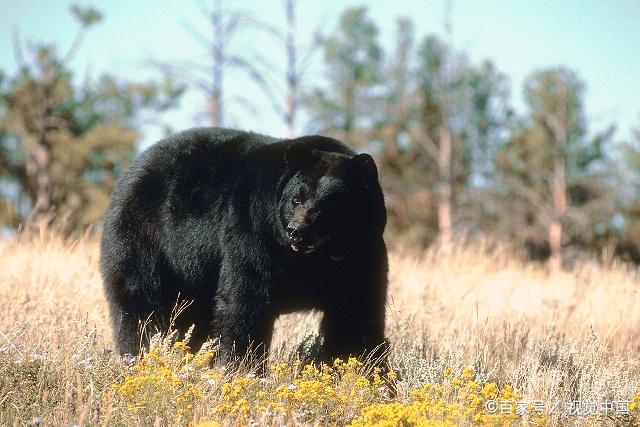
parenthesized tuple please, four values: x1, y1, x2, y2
(279, 139, 386, 256)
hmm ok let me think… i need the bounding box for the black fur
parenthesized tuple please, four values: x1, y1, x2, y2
(100, 127, 388, 364)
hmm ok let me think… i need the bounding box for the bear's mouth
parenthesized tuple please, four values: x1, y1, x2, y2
(289, 236, 329, 254)
(290, 243, 318, 254)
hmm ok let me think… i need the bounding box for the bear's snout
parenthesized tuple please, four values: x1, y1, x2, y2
(286, 218, 327, 253)
(286, 222, 314, 247)
(286, 225, 303, 243)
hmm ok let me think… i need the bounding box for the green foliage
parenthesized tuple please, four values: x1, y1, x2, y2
(70, 5, 103, 27)
(463, 60, 513, 180)
(324, 7, 382, 86)
(523, 67, 586, 169)
(0, 6, 182, 232)
(495, 67, 615, 247)
(306, 7, 382, 147)
(370, 26, 512, 245)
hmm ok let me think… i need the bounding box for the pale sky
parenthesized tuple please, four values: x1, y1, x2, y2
(1, 0, 639, 149)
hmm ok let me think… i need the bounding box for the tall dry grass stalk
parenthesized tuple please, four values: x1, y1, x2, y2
(0, 228, 639, 425)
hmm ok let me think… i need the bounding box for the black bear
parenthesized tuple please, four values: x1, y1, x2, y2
(100, 127, 388, 365)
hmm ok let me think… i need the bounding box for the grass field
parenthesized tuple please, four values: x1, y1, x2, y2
(0, 228, 639, 426)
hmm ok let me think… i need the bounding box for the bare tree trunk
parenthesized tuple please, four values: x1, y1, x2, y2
(284, 0, 297, 138)
(546, 79, 569, 269)
(343, 84, 355, 145)
(20, 130, 52, 222)
(33, 141, 52, 216)
(548, 156, 567, 269)
(30, 67, 56, 222)
(438, 124, 453, 246)
(173, 0, 276, 128)
(209, 0, 224, 127)
(548, 221, 562, 269)
(438, 0, 454, 247)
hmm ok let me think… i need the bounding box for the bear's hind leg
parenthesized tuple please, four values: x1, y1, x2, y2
(110, 307, 144, 356)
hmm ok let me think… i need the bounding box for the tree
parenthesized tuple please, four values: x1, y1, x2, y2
(274, 0, 321, 138)
(232, 0, 320, 138)
(376, 18, 416, 163)
(497, 67, 613, 267)
(283, 0, 299, 137)
(306, 7, 382, 148)
(0, 5, 182, 232)
(373, 18, 436, 243)
(158, 0, 280, 127)
(414, 34, 457, 245)
(462, 60, 512, 184)
(366, 18, 511, 246)
(412, 35, 511, 246)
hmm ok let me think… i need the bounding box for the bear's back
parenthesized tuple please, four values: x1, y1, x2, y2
(102, 129, 274, 245)
(141, 127, 277, 173)
(113, 128, 277, 204)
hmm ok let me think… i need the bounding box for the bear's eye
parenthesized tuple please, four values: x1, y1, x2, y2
(292, 196, 302, 206)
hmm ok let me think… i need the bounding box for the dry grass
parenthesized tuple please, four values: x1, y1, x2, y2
(0, 228, 639, 426)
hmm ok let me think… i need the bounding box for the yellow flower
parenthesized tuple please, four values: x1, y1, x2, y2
(466, 380, 480, 391)
(481, 382, 499, 399)
(173, 341, 190, 352)
(462, 367, 474, 380)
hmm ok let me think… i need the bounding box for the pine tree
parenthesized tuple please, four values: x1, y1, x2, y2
(0, 5, 182, 232)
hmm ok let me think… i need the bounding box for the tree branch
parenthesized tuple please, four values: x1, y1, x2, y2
(227, 55, 284, 117)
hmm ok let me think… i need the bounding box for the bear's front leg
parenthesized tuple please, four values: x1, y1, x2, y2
(320, 293, 386, 363)
(320, 242, 388, 364)
(212, 257, 275, 372)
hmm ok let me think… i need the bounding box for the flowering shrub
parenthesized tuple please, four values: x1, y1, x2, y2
(107, 332, 215, 424)
(106, 332, 394, 425)
(105, 333, 640, 426)
(349, 367, 548, 426)
(213, 357, 393, 425)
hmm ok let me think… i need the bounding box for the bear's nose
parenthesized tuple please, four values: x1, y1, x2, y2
(287, 225, 302, 242)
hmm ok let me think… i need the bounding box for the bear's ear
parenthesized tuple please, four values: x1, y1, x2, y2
(284, 141, 312, 171)
(347, 153, 379, 188)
